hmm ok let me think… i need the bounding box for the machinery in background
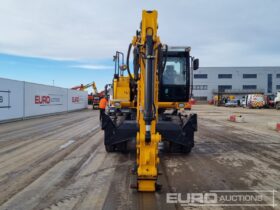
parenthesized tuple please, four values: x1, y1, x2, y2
(101, 10, 199, 192)
(71, 82, 103, 108)
(108, 51, 131, 111)
(213, 95, 235, 106)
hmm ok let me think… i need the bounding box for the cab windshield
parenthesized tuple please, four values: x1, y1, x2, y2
(162, 57, 186, 85)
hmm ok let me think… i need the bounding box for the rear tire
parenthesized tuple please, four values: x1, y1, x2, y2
(169, 142, 181, 153)
(119, 142, 128, 153)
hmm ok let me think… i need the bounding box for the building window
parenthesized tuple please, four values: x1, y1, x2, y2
(243, 74, 257, 79)
(277, 74, 280, 78)
(193, 96, 208, 101)
(218, 74, 232, 79)
(218, 85, 232, 92)
(194, 74, 208, 79)
(243, 85, 257, 90)
(193, 85, 208, 90)
(267, 74, 272, 93)
(276, 85, 280, 90)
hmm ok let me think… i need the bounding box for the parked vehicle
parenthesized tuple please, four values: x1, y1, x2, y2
(240, 98, 246, 107)
(264, 94, 275, 108)
(225, 99, 238, 107)
(243, 94, 265, 108)
(275, 91, 280, 110)
(213, 95, 235, 106)
(92, 96, 100, 109)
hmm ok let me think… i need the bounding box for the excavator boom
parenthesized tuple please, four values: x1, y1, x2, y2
(133, 10, 161, 191)
(101, 10, 199, 192)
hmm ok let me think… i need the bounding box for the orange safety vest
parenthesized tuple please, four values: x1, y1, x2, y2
(99, 98, 107, 109)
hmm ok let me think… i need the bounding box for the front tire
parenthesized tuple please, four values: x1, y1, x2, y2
(169, 142, 192, 154)
(105, 145, 114, 152)
(181, 145, 192, 154)
(119, 142, 128, 153)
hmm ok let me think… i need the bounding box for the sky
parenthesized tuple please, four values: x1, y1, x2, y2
(0, 0, 280, 91)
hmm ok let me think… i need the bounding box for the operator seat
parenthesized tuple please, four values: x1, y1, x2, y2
(163, 65, 177, 84)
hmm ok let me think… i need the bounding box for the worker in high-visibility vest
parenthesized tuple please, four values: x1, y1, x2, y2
(99, 96, 108, 121)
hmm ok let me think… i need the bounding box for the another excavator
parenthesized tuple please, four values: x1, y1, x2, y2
(72, 82, 102, 109)
(101, 10, 199, 192)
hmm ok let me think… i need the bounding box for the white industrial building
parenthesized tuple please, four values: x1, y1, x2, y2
(192, 67, 280, 101)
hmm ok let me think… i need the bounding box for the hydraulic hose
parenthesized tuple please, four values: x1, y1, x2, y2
(126, 43, 134, 80)
(133, 47, 140, 80)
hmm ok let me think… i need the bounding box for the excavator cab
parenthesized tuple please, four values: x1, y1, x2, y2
(159, 47, 198, 102)
(156, 47, 199, 153)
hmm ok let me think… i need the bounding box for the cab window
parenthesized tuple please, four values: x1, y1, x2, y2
(162, 57, 186, 85)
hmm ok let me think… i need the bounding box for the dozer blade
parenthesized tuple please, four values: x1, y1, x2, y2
(101, 113, 197, 154)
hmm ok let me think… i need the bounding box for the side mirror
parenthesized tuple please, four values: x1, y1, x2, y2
(193, 58, 199, 70)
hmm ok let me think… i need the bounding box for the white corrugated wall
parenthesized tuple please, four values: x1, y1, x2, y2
(0, 77, 88, 122)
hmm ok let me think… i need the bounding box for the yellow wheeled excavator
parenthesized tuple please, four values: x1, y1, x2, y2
(101, 10, 199, 192)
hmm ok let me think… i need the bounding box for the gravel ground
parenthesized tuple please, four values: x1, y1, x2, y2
(0, 105, 279, 210)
